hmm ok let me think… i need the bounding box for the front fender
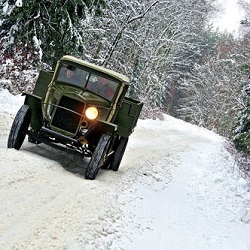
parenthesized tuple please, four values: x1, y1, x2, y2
(87, 121, 117, 136)
(23, 93, 43, 130)
(85, 121, 117, 146)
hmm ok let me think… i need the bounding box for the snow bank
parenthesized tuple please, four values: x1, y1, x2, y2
(0, 89, 24, 135)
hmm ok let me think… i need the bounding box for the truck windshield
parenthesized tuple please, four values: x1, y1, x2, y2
(57, 64, 89, 87)
(57, 63, 119, 101)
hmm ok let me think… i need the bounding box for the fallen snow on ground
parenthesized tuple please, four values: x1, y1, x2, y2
(0, 89, 250, 250)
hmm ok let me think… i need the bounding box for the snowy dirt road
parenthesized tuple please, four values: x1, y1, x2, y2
(0, 114, 205, 249)
(0, 115, 178, 249)
(1, 90, 250, 250)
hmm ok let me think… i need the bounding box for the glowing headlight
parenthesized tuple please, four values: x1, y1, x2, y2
(85, 106, 98, 120)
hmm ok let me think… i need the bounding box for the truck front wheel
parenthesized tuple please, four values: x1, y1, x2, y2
(85, 134, 111, 180)
(7, 105, 31, 150)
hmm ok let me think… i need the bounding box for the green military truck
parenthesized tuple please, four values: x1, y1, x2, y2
(8, 55, 143, 180)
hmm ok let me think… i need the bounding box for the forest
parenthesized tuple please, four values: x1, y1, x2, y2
(1, 0, 250, 172)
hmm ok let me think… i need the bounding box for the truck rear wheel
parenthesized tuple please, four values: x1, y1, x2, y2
(110, 136, 128, 171)
(85, 134, 111, 180)
(7, 105, 31, 150)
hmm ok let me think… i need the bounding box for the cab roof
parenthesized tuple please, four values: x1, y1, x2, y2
(60, 55, 130, 84)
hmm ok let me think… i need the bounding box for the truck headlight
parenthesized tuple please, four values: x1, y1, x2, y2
(85, 106, 98, 120)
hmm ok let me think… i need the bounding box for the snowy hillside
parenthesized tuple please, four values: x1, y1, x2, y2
(0, 89, 250, 250)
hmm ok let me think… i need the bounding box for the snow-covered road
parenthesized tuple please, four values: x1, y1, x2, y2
(0, 90, 250, 249)
(0, 115, 176, 249)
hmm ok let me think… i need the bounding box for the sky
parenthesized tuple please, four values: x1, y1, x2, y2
(0, 89, 250, 249)
(212, 0, 247, 36)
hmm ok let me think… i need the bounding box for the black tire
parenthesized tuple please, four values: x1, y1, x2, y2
(110, 136, 128, 171)
(85, 134, 111, 180)
(7, 105, 31, 150)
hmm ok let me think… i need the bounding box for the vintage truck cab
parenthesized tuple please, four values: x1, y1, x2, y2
(8, 55, 143, 179)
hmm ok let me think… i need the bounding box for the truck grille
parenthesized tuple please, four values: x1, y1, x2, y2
(51, 96, 85, 134)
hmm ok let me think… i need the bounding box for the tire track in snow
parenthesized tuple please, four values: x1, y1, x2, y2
(0, 117, 206, 249)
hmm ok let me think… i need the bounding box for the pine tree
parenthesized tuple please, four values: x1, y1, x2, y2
(233, 66, 250, 154)
(0, 0, 106, 66)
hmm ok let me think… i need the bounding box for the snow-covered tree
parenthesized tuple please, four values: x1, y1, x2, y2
(80, 0, 215, 112)
(233, 79, 250, 154)
(178, 32, 250, 137)
(179, 58, 244, 136)
(232, 3, 250, 152)
(227, 1, 250, 153)
(0, 0, 218, 118)
(0, 0, 106, 66)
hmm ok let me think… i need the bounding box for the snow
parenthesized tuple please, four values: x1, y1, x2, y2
(15, 0, 23, 7)
(0, 89, 250, 249)
(2, 2, 9, 15)
(33, 36, 43, 60)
